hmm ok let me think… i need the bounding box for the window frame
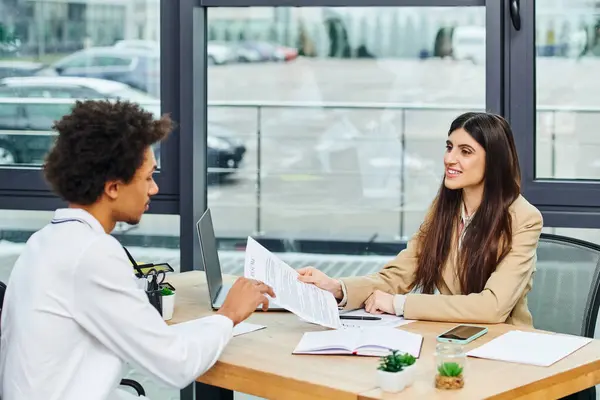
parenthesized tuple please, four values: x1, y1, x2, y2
(508, 0, 600, 228)
(0, 3, 180, 214)
(187, 0, 499, 242)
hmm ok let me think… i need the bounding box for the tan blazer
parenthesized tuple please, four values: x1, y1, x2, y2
(340, 194, 543, 327)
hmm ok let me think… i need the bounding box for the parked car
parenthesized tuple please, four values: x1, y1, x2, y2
(34, 46, 160, 97)
(113, 40, 160, 52)
(451, 26, 485, 64)
(274, 44, 299, 62)
(0, 61, 44, 79)
(0, 76, 246, 174)
(0, 76, 155, 101)
(229, 42, 263, 63)
(206, 123, 246, 177)
(237, 41, 283, 62)
(207, 41, 236, 65)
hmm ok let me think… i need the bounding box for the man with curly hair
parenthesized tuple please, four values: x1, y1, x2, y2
(0, 100, 274, 400)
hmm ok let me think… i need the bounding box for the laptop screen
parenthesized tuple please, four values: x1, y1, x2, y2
(196, 208, 222, 304)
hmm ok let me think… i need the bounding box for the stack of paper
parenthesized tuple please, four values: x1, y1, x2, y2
(293, 327, 423, 357)
(244, 237, 341, 329)
(466, 330, 592, 367)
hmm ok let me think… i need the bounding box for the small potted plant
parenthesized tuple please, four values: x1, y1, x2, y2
(435, 362, 464, 390)
(160, 285, 176, 321)
(377, 350, 417, 393)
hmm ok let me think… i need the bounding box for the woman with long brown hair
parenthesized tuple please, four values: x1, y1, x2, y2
(298, 112, 543, 326)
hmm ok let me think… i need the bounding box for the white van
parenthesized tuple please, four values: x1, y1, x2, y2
(452, 26, 486, 64)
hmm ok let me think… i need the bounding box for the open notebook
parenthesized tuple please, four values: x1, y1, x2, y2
(293, 327, 423, 357)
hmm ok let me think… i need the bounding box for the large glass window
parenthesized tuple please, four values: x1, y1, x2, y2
(535, 5, 600, 180)
(207, 6, 486, 245)
(0, 0, 160, 167)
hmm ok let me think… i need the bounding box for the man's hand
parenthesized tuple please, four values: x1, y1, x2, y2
(364, 290, 395, 315)
(217, 277, 275, 326)
(297, 266, 343, 300)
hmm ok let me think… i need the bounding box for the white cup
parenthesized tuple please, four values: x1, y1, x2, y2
(162, 293, 176, 321)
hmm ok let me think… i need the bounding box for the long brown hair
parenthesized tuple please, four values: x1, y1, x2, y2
(411, 112, 521, 295)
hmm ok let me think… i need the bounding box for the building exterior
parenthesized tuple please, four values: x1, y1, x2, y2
(0, 0, 598, 60)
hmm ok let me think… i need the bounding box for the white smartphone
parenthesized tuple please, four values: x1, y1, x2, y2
(436, 324, 488, 345)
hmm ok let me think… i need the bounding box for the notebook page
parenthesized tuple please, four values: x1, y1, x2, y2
(293, 329, 360, 353)
(467, 330, 592, 367)
(357, 327, 423, 357)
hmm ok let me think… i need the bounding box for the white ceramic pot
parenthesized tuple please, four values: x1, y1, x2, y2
(377, 366, 415, 393)
(162, 293, 176, 321)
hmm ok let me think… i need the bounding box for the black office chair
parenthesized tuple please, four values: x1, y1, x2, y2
(528, 233, 600, 400)
(0, 281, 146, 397)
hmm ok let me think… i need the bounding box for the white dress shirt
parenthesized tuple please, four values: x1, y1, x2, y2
(0, 208, 233, 400)
(337, 203, 471, 315)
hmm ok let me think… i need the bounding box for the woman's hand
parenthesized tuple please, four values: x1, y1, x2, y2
(297, 266, 343, 300)
(364, 290, 395, 315)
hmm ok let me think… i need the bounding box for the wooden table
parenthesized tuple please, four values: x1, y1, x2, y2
(167, 271, 600, 400)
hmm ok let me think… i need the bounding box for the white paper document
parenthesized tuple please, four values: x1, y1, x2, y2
(466, 330, 592, 367)
(293, 327, 423, 357)
(233, 322, 266, 337)
(244, 237, 341, 329)
(171, 319, 265, 338)
(339, 309, 415, 330)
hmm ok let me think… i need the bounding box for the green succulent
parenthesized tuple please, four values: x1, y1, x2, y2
(160, 286, 174, 296)
(437, 362, 463, 377)
(378, 350, 416, 373)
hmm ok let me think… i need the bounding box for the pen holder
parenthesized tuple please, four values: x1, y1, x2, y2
(146, 288, 163, 317)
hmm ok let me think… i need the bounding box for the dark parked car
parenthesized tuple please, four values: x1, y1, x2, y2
(0, 99, 70, 165)
(206, 123, 246, 177)
(35, 47, 160, 97)
(0, 77, 246, 173)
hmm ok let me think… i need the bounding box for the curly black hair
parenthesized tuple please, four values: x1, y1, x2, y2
(44, 99, 173, 205)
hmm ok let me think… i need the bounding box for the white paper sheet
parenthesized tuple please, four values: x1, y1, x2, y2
(244, 237, 341, 329)
(171, 319, 265, 338)
(339, 309, 415, 330)
(466, 330, 592, 367)
(232, 322, 266, 337)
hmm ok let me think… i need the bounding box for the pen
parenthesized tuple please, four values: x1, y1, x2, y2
(339, 315, 382, 321)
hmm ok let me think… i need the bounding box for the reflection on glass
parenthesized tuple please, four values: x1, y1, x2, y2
(207, 7, 486, 242)
(535, 5, 600, 179)
(0, 0, 161, 167)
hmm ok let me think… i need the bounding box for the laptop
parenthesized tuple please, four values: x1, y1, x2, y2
(196, 208, 286, 311)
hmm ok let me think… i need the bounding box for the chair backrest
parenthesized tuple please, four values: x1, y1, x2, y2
(528, 233, 600, 338)
(0, 281, 5, 313)
(0, 280, 5, 337)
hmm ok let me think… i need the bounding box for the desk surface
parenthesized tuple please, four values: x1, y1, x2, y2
(167, 271, 600, 400)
